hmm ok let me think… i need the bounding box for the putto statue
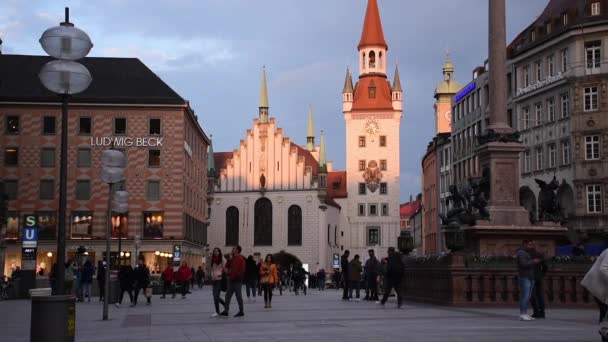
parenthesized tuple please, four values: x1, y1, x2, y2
(535, 175, 562, 222)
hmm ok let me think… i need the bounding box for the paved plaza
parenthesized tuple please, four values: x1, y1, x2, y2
(0, 287, 601, 342)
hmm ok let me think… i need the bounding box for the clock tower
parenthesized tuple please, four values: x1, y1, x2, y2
(434, 51, 462, 134)
(342, 0, 402, 254)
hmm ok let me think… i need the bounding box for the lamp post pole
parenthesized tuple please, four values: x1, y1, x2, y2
(55, 94, 69, 295)
(103, 183, 111, 320)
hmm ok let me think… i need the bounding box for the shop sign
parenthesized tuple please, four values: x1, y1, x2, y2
(333, 253, 340, 269)
(184, 141, 192, 157)
(23, 214, 38, 248)
(516, 72, 564, 98)
(90, 137, 163, 148)
(21, 247, 37, 271)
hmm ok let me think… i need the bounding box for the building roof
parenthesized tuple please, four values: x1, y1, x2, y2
(358, 0, 388, 50)
(435, 52, 462, 97)
(213, 152, 234, 172)
(0, 54, 185, 104)
(291, 142, 319, 178)
(326, 171, 348, 208)
(400, 198, 422, 219)
(352, 76, 394, 111)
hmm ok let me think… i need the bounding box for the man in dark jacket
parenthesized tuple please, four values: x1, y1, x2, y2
(529, 241, 548, 318)
(341, 250, 350, 300)
(364, 249, 380, 301)
(115, 264, 134, 307)
(221, 246, 246, 317)
(245, 255, 258, 302)
(132, 259, 151, 306)
(96, 260, 106, 302)
(516, 240, 541, 321)
(379, 247, 404, 309)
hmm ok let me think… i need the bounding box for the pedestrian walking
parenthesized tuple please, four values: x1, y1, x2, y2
(349, 255, 363, 301)
(64, 261, 75, 296)
(160, 265, 175, 299)
(176, 262, 192, 299)
(220, 246, 246, 317)
(530, 241, 548, 319)
(196, 266, 205, 289)
(245, 255, 258, 302)
(365, 249, 380, 301)
(209, 248, 227, 317)
(516, 240, 541, 321)
(79, 260, 94, 302)
(259, 254, 278, 309)
(379, 247, 404, 309)
(115, 263, 134, 307)
(133, 259, 151, 306)
(189, 267, 196, 292)
(97, 260, 106, 301)
(581, 248, 608, 341)
(341, 250, 350, 300)
(317, 269, 326, 291)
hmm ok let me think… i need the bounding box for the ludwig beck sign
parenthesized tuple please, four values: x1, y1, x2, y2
(90, 137, 163, 148)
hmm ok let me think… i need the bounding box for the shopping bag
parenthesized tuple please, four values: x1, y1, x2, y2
(145, 287, 153, 298)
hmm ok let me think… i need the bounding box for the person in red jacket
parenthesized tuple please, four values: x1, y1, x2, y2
(160, 266, 175, 299)
(176, 261, 192, 299)
(220, 245, 246, 317)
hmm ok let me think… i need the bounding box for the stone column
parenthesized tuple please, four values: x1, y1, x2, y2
(488, 0, 511, 133)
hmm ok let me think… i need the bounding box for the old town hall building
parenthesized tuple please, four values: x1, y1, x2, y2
(207, 0, 402, 271)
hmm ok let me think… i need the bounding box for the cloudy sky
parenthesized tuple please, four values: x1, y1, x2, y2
(1, 0, 547, 201)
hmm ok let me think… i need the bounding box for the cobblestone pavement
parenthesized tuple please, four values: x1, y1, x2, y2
(1, 286, 601, 342)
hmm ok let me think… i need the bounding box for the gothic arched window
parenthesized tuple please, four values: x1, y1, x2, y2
(254, 198, 273, 246)
(287, 205, 302, 246)
(225, 206, 239, 246)
(362, 52, 366, 69)
(379, 51, 383, 68)
(369, 50, 376, 68)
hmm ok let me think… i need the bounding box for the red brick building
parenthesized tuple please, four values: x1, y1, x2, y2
(0, 54, 210, 275)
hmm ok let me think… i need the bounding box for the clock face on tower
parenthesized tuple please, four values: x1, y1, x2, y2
(365, 117, 380, 136)
(444, 110, 452, 122)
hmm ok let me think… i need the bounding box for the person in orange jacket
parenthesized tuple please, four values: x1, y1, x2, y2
(220, 246, 246, 317)
(259, 254, 279, 309)
(175, 261, 192, 299)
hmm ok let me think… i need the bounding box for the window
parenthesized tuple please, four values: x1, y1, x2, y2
(40, 179, 55, 200)
(225, 206, 239, 246)
(3, 180, 18, 200)
(358, 160, 366, 171)
(6, 116, 19, 134)
(547, 98, 555, 121)
(42, 116, 56, 135)
(369, 204, 378, 216)
(587, 184, 602, 213)
(584, 87, 599, 111)
(562, 13, 568, 26)
(148, 149, 161, 167)
(380, 159, 387, 171)
(40, 148, 55, 167)
(327, 224, 331, 245)
(149, 118, 161, 135)
(381, 203, 388, 216)
(287, 205, 302, 246)
(77, 148, 92, 167)
(147, 180, 161, 201)
(591, 2, 601, 16)
(37, 211, 57, 240)
(524, 150, 531, 173)
(143, 212, 164, 239)
(586, 42, 601, 73)
(585, 136, 600, 160)
(535, 103, 542, 126)
(547, 55, 554, 77)
(522, 107, 530, 129)
(4, 148, 18, 166)
(535, 147, 543, 171)
(367, 227, 380, 246)
(369, 50, 376, 68)
(75, 180, 91, 200)
(71, 211, 93, 239)
(254, 197, 272, 246)
(358, 136, 366, 147)
(358, 204, 366, 216)
(380, 182, 387, 194)
(368, 85, 376, 99)
(546, 22, 552, 34)
(79, 117, 92, 135)
(562, 140, 571, 165)
(561, 48, 568, 72)
(113, 117, 127, 135)
(379, 135, 386, 147)
(548, 143, 557, 168)
(561, 93, 570, 118)
(535, 61, 542, 81)
(358, 183, 366, 195)
(531, 30, 536, 42)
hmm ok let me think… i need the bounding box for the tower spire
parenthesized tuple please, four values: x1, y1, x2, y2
(306, 105, 315, 151)
(393, 64, 402, 92)
(259, 66, 269, 123)
(342, 66, 354, 94)
(318, 130, 327, 173)
(207, 135, 215, 174)
(358, 0, 387, 50)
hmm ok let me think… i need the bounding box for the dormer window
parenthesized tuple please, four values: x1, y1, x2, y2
(592, 2, 601, 16)
(369, 50, 376, 68)
(368, 80, 376, 99)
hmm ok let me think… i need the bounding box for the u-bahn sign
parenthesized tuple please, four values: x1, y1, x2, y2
(22, 214, 38, 248)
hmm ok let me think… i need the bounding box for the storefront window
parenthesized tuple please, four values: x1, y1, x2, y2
(143, 212, 164, 239)
(36, 212, 57, 240)
(6, 211, 19, 239)
(111, 214, 128, 238)
(71, 212, 93, 239)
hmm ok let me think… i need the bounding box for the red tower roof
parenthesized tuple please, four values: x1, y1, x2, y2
(358, 0, 388, 50)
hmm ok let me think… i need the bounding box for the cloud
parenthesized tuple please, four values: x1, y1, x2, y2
(272, 62, 337, 87)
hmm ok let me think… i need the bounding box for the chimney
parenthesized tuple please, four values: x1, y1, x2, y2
(409, 194, 413, 202)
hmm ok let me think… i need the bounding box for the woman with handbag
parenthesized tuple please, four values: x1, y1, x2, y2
(259, 254, 279, 309)
(581, 248, 608, 341)
(210, 248, 226, 317)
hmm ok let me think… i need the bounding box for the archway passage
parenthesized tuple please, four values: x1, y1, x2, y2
(519, 186, 537, 223)
(254, 197, 272, 246)
(272, 250, 302, 271)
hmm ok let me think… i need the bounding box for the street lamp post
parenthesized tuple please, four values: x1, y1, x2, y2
(38, 7, 93, 296)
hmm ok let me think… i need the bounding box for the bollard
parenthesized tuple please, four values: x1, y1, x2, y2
(30, 295, 75, 342)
